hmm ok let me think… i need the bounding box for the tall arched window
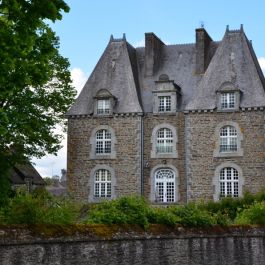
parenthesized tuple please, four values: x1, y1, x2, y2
(155, 168, 175, 203)
(151, 124, 178, 158)
(156, 128, 173, 153)
(220, 125, 237, 152)
(219, 167, 239, 198)
(94, 169, 111, 198)
(96, 129, 111, 154)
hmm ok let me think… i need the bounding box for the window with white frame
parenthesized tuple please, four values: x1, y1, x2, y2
(97, 99, 110, 115)
(158, 96, 171, 112)
(94, 169, 111, 198)
(96, 129, 111, 154)
(156, 128, 173, 153)
(221, 92, 235, 109)
(155, 168, 175, 203)
(220, 126, 237, 152)
(219, 167, 239, 198)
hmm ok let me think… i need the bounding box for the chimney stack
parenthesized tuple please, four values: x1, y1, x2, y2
(144, 33, 165, 76)
(195, 28, 213, 74)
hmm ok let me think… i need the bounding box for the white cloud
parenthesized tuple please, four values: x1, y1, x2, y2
(71, 67, 88, 96)
(33, 67, 88, 177)
(258, 57, 265, 74)
(134, 39, 145, 47)
(32, 133, 67, 177)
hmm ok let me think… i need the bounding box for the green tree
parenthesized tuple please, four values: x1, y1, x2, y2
(0, 0, 76, 195)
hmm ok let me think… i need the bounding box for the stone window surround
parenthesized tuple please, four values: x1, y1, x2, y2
(93, 89, 116, 117)
(90, 125, 117, 159)
(151, 123, 178, 159)
(212, 162, 244, 201)
(149, 164, 179, 203)
(88, 164, 117, 202)
(153, 91, 177, 114)
(213, 121, 243, 158)
(216, 82, 241, 112)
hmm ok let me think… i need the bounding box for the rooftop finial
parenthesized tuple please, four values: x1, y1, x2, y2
(226, 25, 229, 32)
(240, 24, 244, 32)
(110, 34, 114, 42)
(123, 33, 126, 41)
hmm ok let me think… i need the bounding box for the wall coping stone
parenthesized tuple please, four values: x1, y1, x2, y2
(1, 224, 265, 246)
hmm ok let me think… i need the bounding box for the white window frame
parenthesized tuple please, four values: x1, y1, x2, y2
(213, 162, 244, 201)
(151, 124, 178, 159)
(213, 121, 243, 158)
(89, 165, 117, 202)
(97, 99, 110, 115)
(94, 169, 112, 198)
(90, 125, 117, 159)
(220, 126, 237, 152)
(155, 168, 176, 203)
(158, 96, 171, 112)
(156, 128, 173, 153)
(221, 92, 235, 110)
(219, 167, 239, 198)
(96, 129, 111, 154)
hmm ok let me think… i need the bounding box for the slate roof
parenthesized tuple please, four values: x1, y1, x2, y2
(67, 37, 142, 115)
(187, 28, 265, 110)
(67, 27, 265, 115)
(11, 163, 45, 186)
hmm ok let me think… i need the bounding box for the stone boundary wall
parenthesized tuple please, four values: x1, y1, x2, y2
(1, 225, 265, 265)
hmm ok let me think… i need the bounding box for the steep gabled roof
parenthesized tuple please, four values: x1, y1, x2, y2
(67, 36, 142, 116)
(11, 163, 45, 185)
(186, 28, 265, 110)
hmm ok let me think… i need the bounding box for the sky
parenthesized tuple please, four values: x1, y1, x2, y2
(33, 0, 265, 177)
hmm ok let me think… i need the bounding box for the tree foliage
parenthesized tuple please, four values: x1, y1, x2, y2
(0, 0, 76, 177)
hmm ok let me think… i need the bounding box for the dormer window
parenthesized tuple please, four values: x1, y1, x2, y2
(159, 96, 171, 112)
(216, 82, 241, 112)
(93, 89, 116, 116)
(152, 74, 181, 114)
(97, 99, 110, 115)
(221, 92, 235, 109)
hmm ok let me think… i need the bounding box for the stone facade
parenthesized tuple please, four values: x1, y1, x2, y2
(67, 26, 265, 204)
(67, 115, 142, 201)
(186, 110, 265, 201)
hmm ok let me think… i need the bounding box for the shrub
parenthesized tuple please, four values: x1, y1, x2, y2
(147, 207, 180, 226)
(85, 196, 150, 229)
(1, 189, 80, 225)
(235, 202, 265, 225)
(169, 203, 216, 227)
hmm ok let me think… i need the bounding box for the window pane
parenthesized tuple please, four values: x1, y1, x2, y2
(96, 130, 112, 154)
(156, 128, 173, 153)
(219, 167, 239, 198)
(155, 169, 175, 203)
(97, 99, 110, 114)
(94, 169, 112, 198)
(158, 96, 171, 112)
(220, 126, 237, 152)
(221, 93, 235, 109)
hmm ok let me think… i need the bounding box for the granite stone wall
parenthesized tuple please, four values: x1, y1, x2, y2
(67, 109, 265, 203)
(1, 226, 265, 265)
(185, 110, 265, 201)
(143, 112, 186, 203)
(67, 115, 142, 201)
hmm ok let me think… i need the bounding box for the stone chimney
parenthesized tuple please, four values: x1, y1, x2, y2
(195, 28, 213, 74)
(144, 33, 165, 76)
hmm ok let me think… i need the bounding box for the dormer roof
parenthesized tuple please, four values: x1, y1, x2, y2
(67, 26, 265, 116)
(187, 27, 265, 110)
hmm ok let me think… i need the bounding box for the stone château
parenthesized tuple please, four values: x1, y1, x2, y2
(66, 25, 265, 203)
